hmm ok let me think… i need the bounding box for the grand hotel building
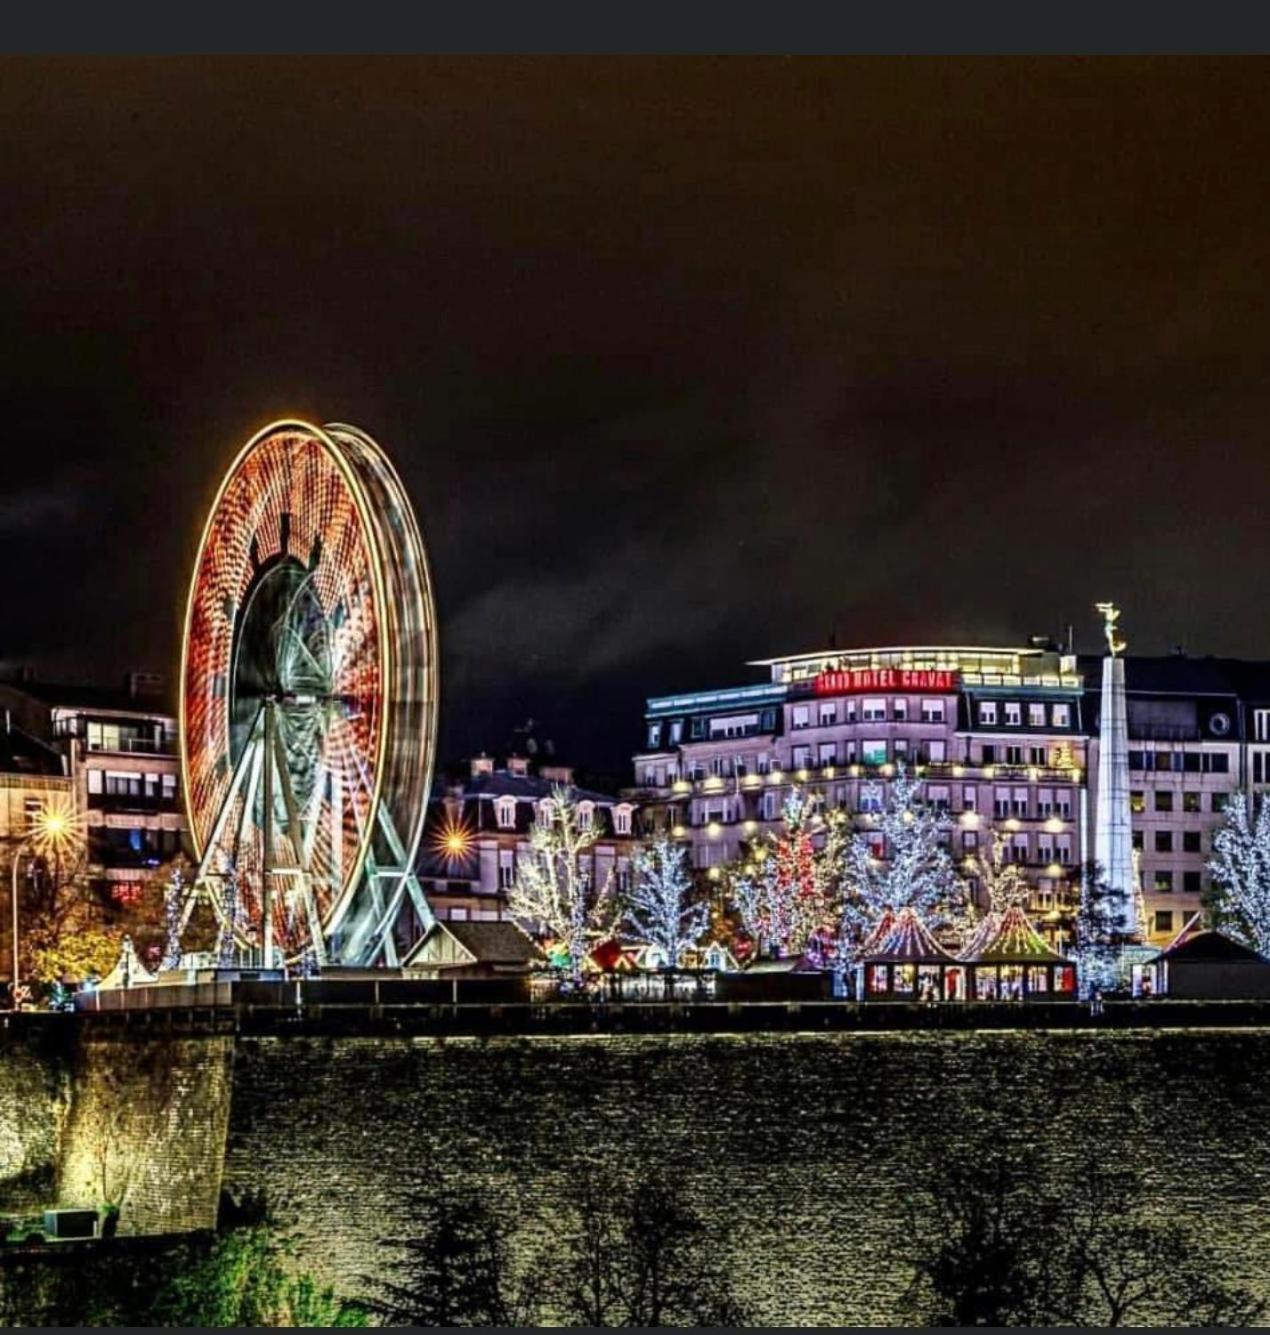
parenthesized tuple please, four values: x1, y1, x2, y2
(629, 642, 1270, 946)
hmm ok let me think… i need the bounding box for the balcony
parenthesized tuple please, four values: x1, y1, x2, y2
(86, 737, 177, 757)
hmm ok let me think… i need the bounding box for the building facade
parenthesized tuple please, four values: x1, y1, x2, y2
(0, 673, 186, 906)
(416, 755, 639, 925)
(632, 643, 1270, 947)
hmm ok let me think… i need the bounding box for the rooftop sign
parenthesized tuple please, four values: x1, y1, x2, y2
(813, 667, 960, 696)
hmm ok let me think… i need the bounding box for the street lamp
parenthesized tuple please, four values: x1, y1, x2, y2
(10, 794, 81, 1009)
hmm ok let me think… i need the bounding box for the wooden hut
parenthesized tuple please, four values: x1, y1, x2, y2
(961, 904, 1076, 1001)
(856, 906, 961, 1001)
(1147, 929, 1270, 999)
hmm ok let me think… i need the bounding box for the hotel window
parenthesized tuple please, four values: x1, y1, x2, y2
(1005, 746, 1024, 766)
(862, 698, 886, 723)
(1038, 837, 1054, 863)
(669, 720, 683, 744)
(894, 739, 909, 759)
(1154, 910, 1174, 935)
(963, 830, 979, 850)
(760, 791, 779, 821)
(1054, 793, 1071, 819)
(1183, 752, 1201, 773)
(844, 700, 857, 723)
(963, 786, 977, 811)
(926, 739, 947, 763)
(1183, 790, 1200, 813)
(616, 861, 631, 894)
(647, 724, 662, 749)
(1257, 709, 1270, 743)
(1037, 789, 1053, 817)
(862, 740, 887, 766)
(1130, 790, 1145, 814)
(1154, 870, 1174, 892)
(498, 851, 514, 889)
(1204, 753, 1230, 774)
(1212, 792, 1230, 813)
(613, 805, 632, 836)
(577, 802, 594, 831)
(791, 704, 810, 729)
(1028, 703, 1046, 728)
(1183, 830, 1201, 853)
(1132, 830, 1143, 850)
(818, 743, 836, 767)
(1011, 833, 1029, 863)
(1257, 753, 1268, 784)
(892, 699, 908, 722)
(1129, 751, 1145, 771)
(818, 703, 836, 727)
(1029, 746, 1046, 766)
(1052, 703, 1071, 728)
(756, 753, 770, 774)
(87, 769, 103, 795)
(978, 701, 997, 726)
(709, 756, 724, 777)
(537, 799, 554, 827)
(928, 786, 951, 811)
(1155, 791, 1174, 813)
(495, 797, 516, 830)
(1011, 787, 1029, 817)
(921, 699, 945, 724)
(859, 781, 884, 813)
(1183, 870, 1202, 893)
(1155, 830, 1173, 853)
(994, 788, 1011, 818)
(792, 745, 812, 769)
(1004, 701, 1022, 727)
(1056, 835, 1072, 864)
(980, 744, 996, 764)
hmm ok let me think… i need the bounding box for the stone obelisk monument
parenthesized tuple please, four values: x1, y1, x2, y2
(1093, 602, 1139, 937)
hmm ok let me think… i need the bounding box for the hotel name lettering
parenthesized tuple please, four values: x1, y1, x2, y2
(813, 667, 960, 696)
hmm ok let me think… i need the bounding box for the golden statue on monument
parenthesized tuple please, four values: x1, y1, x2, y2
(1094, 601, 1126, 657)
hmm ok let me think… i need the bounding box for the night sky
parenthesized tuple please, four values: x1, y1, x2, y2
(4, 57, 1270, 778)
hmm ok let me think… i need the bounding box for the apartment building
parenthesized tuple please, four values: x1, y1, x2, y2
(416, 754, 639, 924)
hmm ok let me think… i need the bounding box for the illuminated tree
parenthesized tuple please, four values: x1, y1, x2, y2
(1207, 792, 1270, 954)
(507, 785, 616, 984)
(623, 833, 707, 966)
(1072, 861, 1123, 997)
(969, 831, 1030, 916)
(727, 789, 845, 960)
(842, 764, 969, 944)
(162, 864, 184, 969)
(216, 864, 250, 966)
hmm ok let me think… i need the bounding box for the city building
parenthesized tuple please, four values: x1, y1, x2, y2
(631, 642, 1270, 947)
(0, 672, 185, 907)
(415, 754, 639, 924)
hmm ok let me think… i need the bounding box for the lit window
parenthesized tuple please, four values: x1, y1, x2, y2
(791, 705, 810, 729)
(862, 740, 887, 766)
(537, 799, 554, 827)
(1052, 704, 1071, 728)
(921, 699, 945, 724)
(1004, 702, 1022, 727)
(495, 797, 516, 830)
(613, 804, 632, 836)
(892, 699, 908, 722)
(1028, 703, 1046, 728)
(818, 703, 836, 727)
(577, 801, 594, 831)
(498, 851, 514, 889)
(978, 701, 997, 726)
(861, 698, 886, 723)
(87, 769, 103, 795)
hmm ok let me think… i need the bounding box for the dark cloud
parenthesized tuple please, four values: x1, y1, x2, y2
(2, 57, 1270, 772)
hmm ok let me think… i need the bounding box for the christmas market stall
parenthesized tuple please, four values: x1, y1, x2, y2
(1145, 928, 1270, 999)
(855, 906, 961, 1002)
(960, 904, 1076, 1001)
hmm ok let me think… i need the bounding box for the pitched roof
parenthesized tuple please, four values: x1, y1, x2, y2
(1155, 929, 1270, 965)
(858, 907, 896, 956)
(435, 920, 543, 965)
(962, 904, 1070, 964)
(861, 906, 955, 963)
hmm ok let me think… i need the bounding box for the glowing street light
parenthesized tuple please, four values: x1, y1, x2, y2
(10, 793, 83, 1007)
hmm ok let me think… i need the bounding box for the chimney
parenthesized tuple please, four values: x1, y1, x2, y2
(470, 753, 495, 778)
(505, 754, 530, 777)
(539, 764, 575, 786)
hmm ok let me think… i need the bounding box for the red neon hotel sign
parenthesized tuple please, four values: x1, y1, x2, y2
(813, 667, 960, 696)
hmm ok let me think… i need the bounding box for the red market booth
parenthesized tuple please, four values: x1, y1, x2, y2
(961, 904, 1076, 1001)
(856, 906, 965, 1002)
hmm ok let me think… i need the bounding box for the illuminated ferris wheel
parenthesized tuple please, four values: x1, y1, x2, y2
(178, 421, 438, 967)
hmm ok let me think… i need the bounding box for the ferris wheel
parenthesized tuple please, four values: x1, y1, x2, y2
(178, 420, 438, 967)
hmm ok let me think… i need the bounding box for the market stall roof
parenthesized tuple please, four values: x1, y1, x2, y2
(1159, 911, 1204, 955)
(1152, 929, 1270, 965)
(860, 906, 956, 963)
(858, 907, 896, 956)
(958, 911, 1001, 961)
(99, 935, 158, 989)
(963, 904, 1070, 965)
